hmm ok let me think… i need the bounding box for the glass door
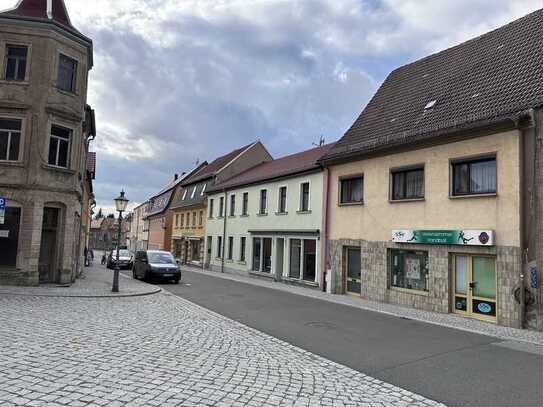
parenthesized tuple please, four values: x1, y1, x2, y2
(345, 247, 361, 295)
(453, 255, 496, 322)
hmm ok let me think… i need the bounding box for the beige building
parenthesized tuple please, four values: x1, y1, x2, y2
(0, 0, 95, 285)
(319, 10, 543, 330)
(128, 201, 150, 252)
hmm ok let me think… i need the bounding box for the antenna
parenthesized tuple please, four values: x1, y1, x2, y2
(312, 135, 325, 147)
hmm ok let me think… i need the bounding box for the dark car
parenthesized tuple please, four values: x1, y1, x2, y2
(132, 250, 181, 283)
(107, 249, 133, 269)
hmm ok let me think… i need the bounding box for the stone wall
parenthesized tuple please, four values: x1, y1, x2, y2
(329, 239, 522, 328)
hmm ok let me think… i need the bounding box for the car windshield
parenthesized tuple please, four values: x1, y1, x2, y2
(148, 252, 175, 264)
(119, 250, 131, 257)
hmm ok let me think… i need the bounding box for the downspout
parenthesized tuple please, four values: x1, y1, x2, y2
(221, 191, 227, 273)
(321, 165, 331, 292)
(519, 113, 528, 329)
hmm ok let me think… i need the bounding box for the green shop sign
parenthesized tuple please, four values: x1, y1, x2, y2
(392, 229, 494, 246)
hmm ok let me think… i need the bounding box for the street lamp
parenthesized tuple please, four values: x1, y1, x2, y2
(112, 190, 129, 293)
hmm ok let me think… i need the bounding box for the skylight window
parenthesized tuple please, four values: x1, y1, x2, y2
(191, 186, 197, 199)
(182, 190, 187, 200)
(424, 100, 437, 110)
(201, 183, 207, 196)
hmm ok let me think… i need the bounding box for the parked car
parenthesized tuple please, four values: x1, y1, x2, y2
(107, 249, 133, 269)
(132, 250, 181, 283)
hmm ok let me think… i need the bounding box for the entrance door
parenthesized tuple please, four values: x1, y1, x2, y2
(275, 238, 284, 280)
(345, 247, 361, 295)
(453, 255, 497, 321)
(39, 208, 59, 283)
(263, 238, 272, 273)
(191, 240, 200, 263)
(0, 207, 21, 267)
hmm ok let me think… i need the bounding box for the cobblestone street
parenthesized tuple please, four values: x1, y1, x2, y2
(0, 270, 444, 406)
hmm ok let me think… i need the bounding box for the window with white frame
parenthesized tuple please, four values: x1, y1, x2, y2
(240, 237, 246, 262)
(208, 199, 214, 218)
(289, 239, 317, 282)
(219, 197, 224, 217)
(227, 237, 234, 260)
(300, 182, 310, 211)
(57, 54, 77, 92)
(259, 190, 267, 215)
(5, 45, 27, 81)
(0, 118, 22, 161)
(230, 194, 236, 216)
(48, 125, 71, 168)
(278, 186, 287, 213)
(242, 192, 249, 216)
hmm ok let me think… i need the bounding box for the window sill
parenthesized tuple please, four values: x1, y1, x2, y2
(449, 193, 497, 199)
(41, 163, 75, 174)
(338, 201, 364, 207)
(0, 79, 29, 86)
(56, 87, 78, 97)
(296, 210, 312, 215)
(240, 214, 249, 218)
(275, 212, 288, 216)
(389, 286, 429, 297)
(389, 198, 425, 204)
(257, 213, 268, 217)
(0, 160, 24, 167)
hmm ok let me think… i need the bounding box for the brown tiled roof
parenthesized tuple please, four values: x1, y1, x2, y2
(183, 142, 257, 184)
(321, 8, 543, 163)
(87, 152, 96, 180)
(1, 0, 80, 33)
(210, 144, 332, 192)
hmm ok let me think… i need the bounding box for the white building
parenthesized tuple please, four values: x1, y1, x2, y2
(205, 144, 331, 289)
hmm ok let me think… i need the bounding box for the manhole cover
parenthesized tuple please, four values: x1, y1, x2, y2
(304, 321, 338, 330)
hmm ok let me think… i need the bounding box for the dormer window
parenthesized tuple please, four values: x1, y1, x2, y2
(57, 54, 77, 93)
(5, 45, 27, 81)
(201, 183, 207, 196)
(191, 186, 197, 199)
(182, 189, 187, 200)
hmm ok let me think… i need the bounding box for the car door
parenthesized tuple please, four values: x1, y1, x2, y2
(135, 251, 143, 277)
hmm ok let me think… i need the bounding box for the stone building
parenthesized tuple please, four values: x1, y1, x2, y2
(89, 214, 129, 252)
(319, 9, 543, 330)
(170, 142, 272, 265)
(205, 144, 331, 289)
(0, 0, 95, 285)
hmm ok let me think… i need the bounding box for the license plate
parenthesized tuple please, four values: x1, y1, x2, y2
(163, 274, 173, 277)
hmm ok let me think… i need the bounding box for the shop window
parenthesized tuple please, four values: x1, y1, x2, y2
(340, 176, 363, 204)
(5, 45, 27, 81)
(391, 167, 424, 200)
(0, 207, 21, 267)
(48, 125, 71, 168)
(227, 237, 234, 260)
(230, 195, 236, 216)
(57, 54, 77, 92)
(300, 183, 310, 211)
(252, 238, 261, 271)
(259, 190, 267, 215)
(278, 186, 287, 213)
(452, 156, 496, 196)
(389, 249, 429, 292)
(0, 118, 22, 161)
(240, 237, 246, 262)
(289, 239, 301, 279)
(242, 192, 249, 215)
(289, 239, 317, 281)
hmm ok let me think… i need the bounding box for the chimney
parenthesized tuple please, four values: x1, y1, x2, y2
(47, 0, 52, 19)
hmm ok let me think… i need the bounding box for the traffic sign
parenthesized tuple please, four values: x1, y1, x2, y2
(0, 197, 5, 225)
(0, 197, 5, 209)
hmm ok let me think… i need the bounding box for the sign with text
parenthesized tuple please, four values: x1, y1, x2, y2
(392, 229, 494, 246)
(0, 230, 8, 238)
(0, 197, 4, 225)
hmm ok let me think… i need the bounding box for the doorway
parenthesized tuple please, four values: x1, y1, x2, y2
(0, 207, 21, 267)
(345, 247, 361, 295)
(275, 238, 284, 280)
(263, 238, 272, 273)
(453, 254, 497, 322)
(39, 207, 60, 283)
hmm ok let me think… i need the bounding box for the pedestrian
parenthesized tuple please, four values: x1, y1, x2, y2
(101, 252, 107, 265)
(84, 247, 89, 267)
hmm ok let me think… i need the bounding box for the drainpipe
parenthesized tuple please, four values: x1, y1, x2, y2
(321, 166, 331, 292)
(221, 190, 228, 273)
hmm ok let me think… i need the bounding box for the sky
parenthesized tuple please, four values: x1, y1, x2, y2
(1, 0, 542, 214)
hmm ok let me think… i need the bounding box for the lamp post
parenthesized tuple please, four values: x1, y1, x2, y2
(112, 190, 129, 293)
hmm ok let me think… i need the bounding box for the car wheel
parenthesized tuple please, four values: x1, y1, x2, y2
(173, 278, 180, 284)
(132, 269, 138, 280)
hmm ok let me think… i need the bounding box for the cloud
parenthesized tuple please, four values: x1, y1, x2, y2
(0, 0, 541, 211)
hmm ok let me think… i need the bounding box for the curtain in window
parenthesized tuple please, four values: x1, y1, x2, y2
(470, 160, 496, 193)
(406, 170, 424, 198)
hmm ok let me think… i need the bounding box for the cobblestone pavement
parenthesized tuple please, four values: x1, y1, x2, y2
(0, 290, 445, 406)
(183, 266, 543, 346)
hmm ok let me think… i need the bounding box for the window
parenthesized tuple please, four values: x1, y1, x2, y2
(191, 186, 197, 199)
(230, 195, 236, 217)
(219, 197, 224, 217)
(259, 190, 267, 215)
(227, 237, 234, 260)
(199, 211, 203, 226)
(252, 238, 261, 271)
(217, 236, 222, 258)
(289, 239, 317, 281)
(5, 45, 27, 81)
(300, 182, 310, 211)
(209, 199, 214, 218)
(278, 186, 287, 213)
(391, 167, 424, 200)
(182, 189, 188, 200)
(0, 118, 22, 161)
(48, 125, 71, 168)
(201, 184, 207, 196)
(192, 212, 197, 227)
(240, 237, 246, 262)
(289, 239, 302, 279)
(180, 213, 184, 227)
(57, 54, 77, 92)
(389, 249, 429, 292)
(340, 176, 363, 204)
(452, 157, 496, 196)
(175, 214, 179, 228)
(242, 192, 249, 216)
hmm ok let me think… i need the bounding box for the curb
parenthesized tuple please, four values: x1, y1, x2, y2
(0, 287, 162, 298)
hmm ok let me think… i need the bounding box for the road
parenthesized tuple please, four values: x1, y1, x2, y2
(154, 269, 543, 407)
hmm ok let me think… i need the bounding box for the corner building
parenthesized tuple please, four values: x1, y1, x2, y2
(0, 0, 95, 285)
(320, 9, 543, 329)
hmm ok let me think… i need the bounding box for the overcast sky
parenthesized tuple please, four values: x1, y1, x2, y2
(2, 0, 541, 214)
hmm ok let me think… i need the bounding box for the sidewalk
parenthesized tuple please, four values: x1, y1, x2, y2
(0, 263, 161, 298)
(184, 265, 543, 346)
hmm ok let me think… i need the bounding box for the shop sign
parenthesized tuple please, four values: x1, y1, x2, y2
(0, 197, 5, 225)
(0, 230, 8, 238)
(392, 229, 494, 246)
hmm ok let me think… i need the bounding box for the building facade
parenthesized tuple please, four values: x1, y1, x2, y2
(319, 10, 543, 330)
(170, 142, 273, 265)
(128, 201, 149, 252)
(205, 145, 330, 288)
(0, 0, 95, 285)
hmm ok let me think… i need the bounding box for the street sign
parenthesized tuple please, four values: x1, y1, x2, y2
(0, 197, 5, 225)
(0, 197, 5, 209)
(392, 229, 494, 246)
